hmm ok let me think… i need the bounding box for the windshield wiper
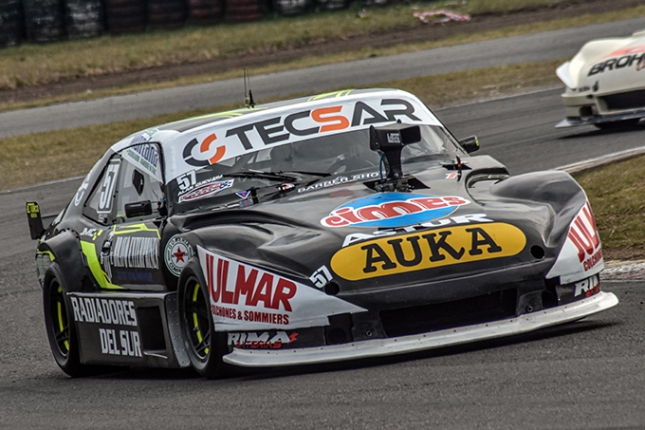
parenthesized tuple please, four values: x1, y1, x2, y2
(225, 170, 297, 181)
(278, 170, 331, 177)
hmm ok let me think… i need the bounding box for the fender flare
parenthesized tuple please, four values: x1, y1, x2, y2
(39, 229, 86, 293)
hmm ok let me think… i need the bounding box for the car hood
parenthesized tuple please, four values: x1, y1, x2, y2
(171, 155, 588, 296)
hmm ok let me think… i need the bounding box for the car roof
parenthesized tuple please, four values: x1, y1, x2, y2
(109, 88, 442, 182)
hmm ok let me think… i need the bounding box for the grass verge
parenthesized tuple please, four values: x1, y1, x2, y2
(0, 0, 642, 109)
(576, 158, 645, 259)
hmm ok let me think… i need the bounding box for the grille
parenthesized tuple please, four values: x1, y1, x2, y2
(600, 89, 645, 111)
(380, 289, 517, 338)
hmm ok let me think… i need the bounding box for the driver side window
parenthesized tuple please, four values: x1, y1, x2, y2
(84, 144, 165, 224)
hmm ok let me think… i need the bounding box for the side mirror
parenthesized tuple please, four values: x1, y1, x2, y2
(125, 200, 152, 218)
(459, 135, 480, 153)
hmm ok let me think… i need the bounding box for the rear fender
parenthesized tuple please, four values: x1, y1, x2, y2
(39, 230, 86, 293)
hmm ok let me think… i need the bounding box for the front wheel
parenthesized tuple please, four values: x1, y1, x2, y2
(177, 259, 232, 379)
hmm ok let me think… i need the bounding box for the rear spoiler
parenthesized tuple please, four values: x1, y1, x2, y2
(26, 202, 52, 240)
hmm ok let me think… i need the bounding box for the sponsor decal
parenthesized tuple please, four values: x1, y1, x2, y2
(309, 265, 333, 288)
(277, 183, 295, 192)
(178, 180, 233, 203)
(35, 252, 53, 281)
(115, 269, 154, 283)
(446, 172, 458, 179)
(227, 331, 298, 349)
(70, 296, 142, 357)
(98, 328, 142, 357)
(198, 247, 365, 330)
(574, 275, 600, 298)
(176, 171, 223, 193)
(297, 172, 380, 193)
(164, 235, 194, 277)
(342, 213, 494, 247)
(321, 193, 470, 228)
(123, 143, 161, 181)
(110, 236, 159, 269)
(331, 222, 526, 281)
(130, 128, 159, 145)
(70, 297, 138, 326)
(588, 47, 645, 76)
(181, 98, 435, 170)
(236, 190, 251, 199)
(74, 174, 91, 207)
(555, 275, 600, 304)
(97, 159, 121, 214)
(80, 227, 103, 241)
(567, 202, 602, 272)
(183, 133, 227, 167)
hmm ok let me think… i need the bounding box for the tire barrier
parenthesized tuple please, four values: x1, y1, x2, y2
(316, 0, 349, 11)
(273, 0, 311, 16)
(225, 0, 266, 23)
(0, 0, 24, 48)
(0, 0, 397, 49)
(187, 0, 225, 26)
(148, 0, 187, 30)
(23, 0, 66, 43)
(104, 0, 146, 34)
(64, 0, 103, 39)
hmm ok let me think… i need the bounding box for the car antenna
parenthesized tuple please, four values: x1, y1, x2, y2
(244, 69, 255, 109)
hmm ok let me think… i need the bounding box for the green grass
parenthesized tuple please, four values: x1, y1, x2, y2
(575, 158, 645, 259)
(2, 2, 642, 113)
(0, 0, 640, 95)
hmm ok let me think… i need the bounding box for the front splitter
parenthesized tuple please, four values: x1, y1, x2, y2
(223, 291, 618, 367)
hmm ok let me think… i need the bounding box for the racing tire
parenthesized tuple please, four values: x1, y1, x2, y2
(594, 119, 642, 130)
(43, 263, 96, 377)
(178, 258, 232, 379)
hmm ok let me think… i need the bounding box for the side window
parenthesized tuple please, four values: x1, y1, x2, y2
(84, 158, 121, 225)
(84, 144, 164, 225)
(115, 143, 164, 223)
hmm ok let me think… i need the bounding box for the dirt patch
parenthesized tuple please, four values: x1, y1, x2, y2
(0, 0, 641, 105)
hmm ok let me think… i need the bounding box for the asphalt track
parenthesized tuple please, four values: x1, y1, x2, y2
(2, 16, 645, 138)
(3, 20, 645, 430)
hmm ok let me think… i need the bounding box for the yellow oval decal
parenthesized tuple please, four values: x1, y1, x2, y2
(331, 223, 527, 281)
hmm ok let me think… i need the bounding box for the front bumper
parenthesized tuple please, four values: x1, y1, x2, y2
(223, 291, 618, 367)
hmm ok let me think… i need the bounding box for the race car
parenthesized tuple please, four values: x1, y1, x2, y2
(556, 29, 645, 129)
(26, 88, 617, 378)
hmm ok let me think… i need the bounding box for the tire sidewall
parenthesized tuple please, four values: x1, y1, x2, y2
(178, 258, 230, 378)
(43, 262, 83, 376)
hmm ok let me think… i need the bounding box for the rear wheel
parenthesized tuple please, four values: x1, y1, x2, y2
(178, 259, 231, 379)
(43, 263, 90, 377)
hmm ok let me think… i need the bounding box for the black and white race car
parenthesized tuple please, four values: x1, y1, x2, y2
(556, 29, 645, 129)
(27, 88, 617, 378)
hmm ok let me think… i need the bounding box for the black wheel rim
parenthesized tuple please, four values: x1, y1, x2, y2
(184, 278, 211, 361)
(49, 280, 70, 357)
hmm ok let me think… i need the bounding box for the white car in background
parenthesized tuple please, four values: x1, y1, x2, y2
(556, 29, 645, 129)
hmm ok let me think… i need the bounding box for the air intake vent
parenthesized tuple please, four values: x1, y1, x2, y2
(601, 90, 645, 111)
(380, 289, 517, 338)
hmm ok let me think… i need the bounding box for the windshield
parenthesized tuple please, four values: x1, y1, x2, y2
(168, 124, 463, 212)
